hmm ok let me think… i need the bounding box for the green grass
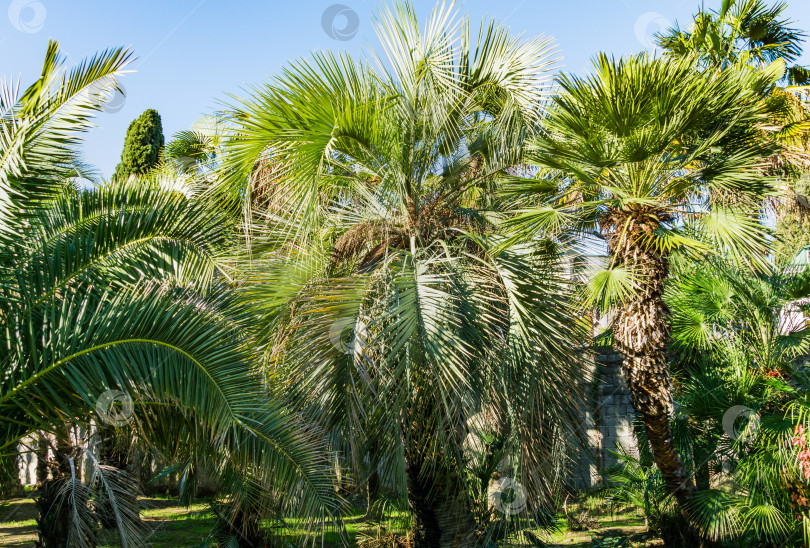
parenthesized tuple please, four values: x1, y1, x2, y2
(0, 496, 659, 547)
(103, 501, 216, 547)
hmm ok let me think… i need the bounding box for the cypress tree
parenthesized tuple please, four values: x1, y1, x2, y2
(112, 109, 165, 181)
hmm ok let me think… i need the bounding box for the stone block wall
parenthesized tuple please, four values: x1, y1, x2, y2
(573, 348, 639, 490)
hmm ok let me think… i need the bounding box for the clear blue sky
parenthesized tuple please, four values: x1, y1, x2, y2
(3, 0, 809, 179)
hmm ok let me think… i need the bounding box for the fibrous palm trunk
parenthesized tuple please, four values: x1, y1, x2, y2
(97, 426, 141, 529)
(35, 428, 75, 548)
(610, 234, 695, 507)
(403, 392, 476, 548)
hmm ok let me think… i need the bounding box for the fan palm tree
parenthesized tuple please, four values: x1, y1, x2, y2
(657, 0, 810, 176)
(505, 53, 779, 527)
(220, 3, 586, 546)
(164, 115, 227, 175)
(656, 0, 809, 84)
(0, 41, 338, 547)
(658, 0, 810, 250)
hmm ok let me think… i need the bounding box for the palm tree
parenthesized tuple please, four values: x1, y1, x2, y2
(0, 42, 339, 546)
(220, 3, 585, 546)
(656, 0, 809, 84)
(658, 0, 810, 268)
(164, 115, 227, 176)
(506, 53, 778, 526)
(621, 256, 810, 544)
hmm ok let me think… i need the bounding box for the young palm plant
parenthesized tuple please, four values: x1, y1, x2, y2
(504, 52, 779, 524)
(0, 42, 338, 547)
(600, 258, 810, 546)
(221, 2, 586, 546)
(666, 258, 809, 544)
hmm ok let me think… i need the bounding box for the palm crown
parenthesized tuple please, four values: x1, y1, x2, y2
(657, 0, 809, 84)
(222, 2, 587, 544)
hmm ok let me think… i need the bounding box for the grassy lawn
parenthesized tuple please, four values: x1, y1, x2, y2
(0, 497, 218, 548)
(0, 496, 662, 547)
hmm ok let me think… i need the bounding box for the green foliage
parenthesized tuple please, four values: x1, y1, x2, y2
(775, 173, 810, 266)
(600, 258, 810, 545)
(6, 3, 810, 548)
(656, 0, 808, 81)
(774, 212, 810, 266)
(113, 109, 165, 182)
(507, 52, 777, 267)
(0, 42, 339, 546)
(602, 447, 675, 535)
(497, 22, 783, 542)
(221, 1, 585, 540)
(590, 536, 629, 548)
(657, 0, 810, 182)
(164, 115, 226, 175)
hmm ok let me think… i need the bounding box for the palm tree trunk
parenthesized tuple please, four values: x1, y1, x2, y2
(224, 509, 266, 548)
(35, 432, 49, 486)
(35, 428, 75, 548)
(363, 439, 382, 520)
(405, 454, 476, 548)
(0, 449, 21, 498)
(98, 426, 141, 529)
(403, 393, 476, 548)
(365, 468, 381, 519)
(611, 237, 695, 507)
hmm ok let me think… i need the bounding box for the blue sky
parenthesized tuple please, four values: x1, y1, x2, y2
(3, 0, 809, 179)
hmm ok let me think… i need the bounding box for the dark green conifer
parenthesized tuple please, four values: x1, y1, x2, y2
(113, 109, 164, 181)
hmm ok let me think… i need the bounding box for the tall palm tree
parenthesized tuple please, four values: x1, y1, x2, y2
(220, 3, 585, 546)
(0, 42, 338, 547)
(506, 53, 778, 526)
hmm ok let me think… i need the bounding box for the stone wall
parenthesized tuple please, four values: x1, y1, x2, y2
(574, 348, 639, 490)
